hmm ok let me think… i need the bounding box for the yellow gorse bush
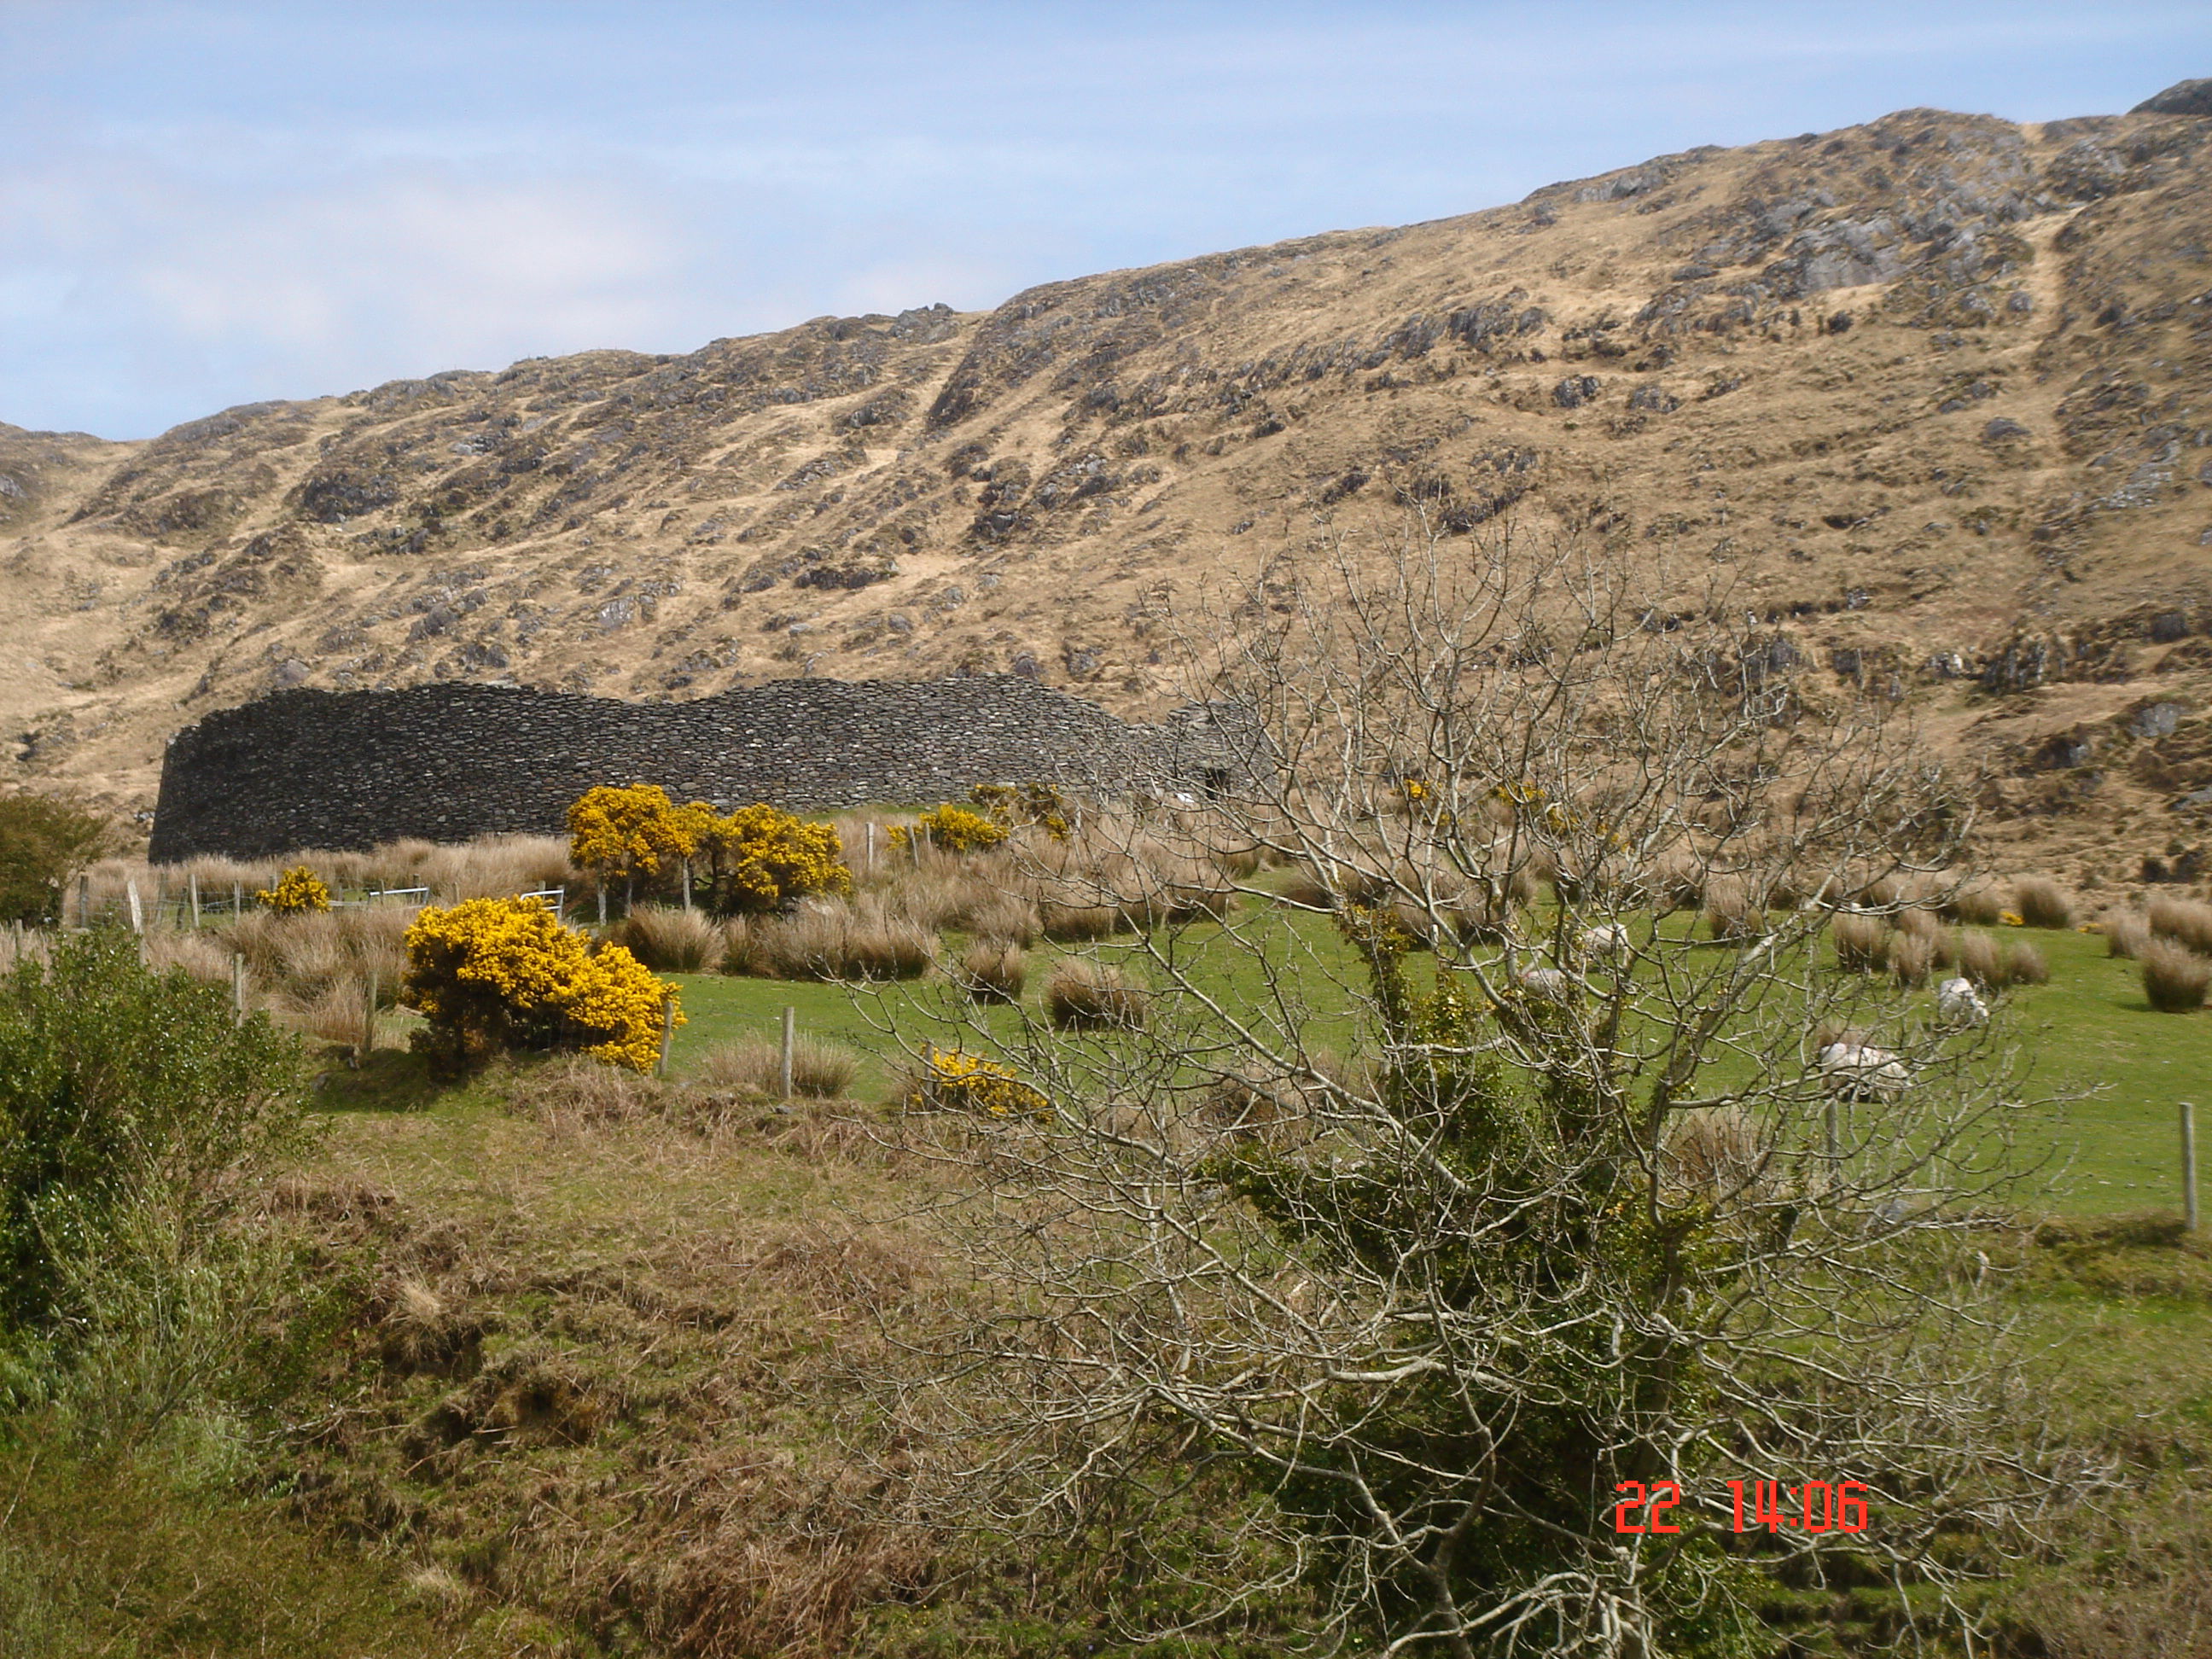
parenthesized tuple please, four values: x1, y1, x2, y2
(401, 895, 679, 1074)
(894, 804, 1009, 854)
(564, 785, 852, 914)
(699, 803, 853, 914)
(567, 783, 700, 888)
(256, 865, 332, 913)
(907, 1045, 1048, 1118)
(969, 782, 1072, 841)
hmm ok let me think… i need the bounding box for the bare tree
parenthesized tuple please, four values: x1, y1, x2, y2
(872, 521, 2099, 1656)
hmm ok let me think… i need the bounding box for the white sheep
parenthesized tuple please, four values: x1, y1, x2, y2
(1578, 923, 1631, 958)
(1516, 965, 1575, 1003)
(1935, 976, 1988, 1027)
(1818, 1041, 1910, 1101)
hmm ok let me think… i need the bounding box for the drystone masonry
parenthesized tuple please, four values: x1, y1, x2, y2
(149, 676, 1242, 860)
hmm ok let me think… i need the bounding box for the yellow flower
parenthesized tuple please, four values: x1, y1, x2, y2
(894, 804, 1009, 854)
(2000, 911, 2025, 928)
(908, 1045, 1047, 1117)
(401, 895, 680, 1074)
(256, 865, 331, 913)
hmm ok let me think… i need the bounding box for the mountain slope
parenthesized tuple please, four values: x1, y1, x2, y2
(5, 90, 2211, 880)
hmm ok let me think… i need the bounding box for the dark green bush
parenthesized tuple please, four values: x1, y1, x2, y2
(0, 795, 107, 925)
(0, 930, 307, 1331)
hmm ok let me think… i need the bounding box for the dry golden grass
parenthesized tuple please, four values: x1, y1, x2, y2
(2143, 940, 2212, 1013)
(2002, 940, 2051, 987)
(614, 905, 725, 972)
(695, 1036, 862, 1099)
(724, 899, 934, 982)
(1889, 932, 1936, 987)
(958, 941, 1027, 1004)
(1946, 883, 2008, 927)
(1045, 958, 1146, 1030)
(2105, 911, 2152, 959)
(1953, 928, 2003, 987)
(2151, 897, 2212, 958)
(1832, 911, 1889, 975)
(2014, 878, 2075, 931)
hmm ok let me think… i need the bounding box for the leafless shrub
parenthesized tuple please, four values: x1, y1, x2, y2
(959, 942, 1027, 1004)
(873, 521, 2079, 1655)
(2143, 940, 2212, 1013)
(612, 905, 723, 972)
(2150, 897, 2212, 958)
(2014, 877, 2074, 930)
(1044, 958, 1146, 1029)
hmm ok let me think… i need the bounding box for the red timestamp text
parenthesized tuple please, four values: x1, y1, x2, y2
(1611, 1480, 1869, 1534)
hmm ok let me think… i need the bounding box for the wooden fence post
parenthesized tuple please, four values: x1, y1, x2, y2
(780, 1005, 796, 1099)
(655, 993, 675, 1079)
(681, 860, 692, 913)
(125, 878, 143, 935)
(232, 881, 242, 919)
(2184, 1101, 2200, 1233)
(78, 874, 90, 928)
(189, 873, 201, 928)
(232, 953, 247, 1023)
(864, 821, 875, 878)
(363, 971, 378, 1065)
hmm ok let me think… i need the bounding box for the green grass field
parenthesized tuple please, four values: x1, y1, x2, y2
(647, 911, 2211, 1218)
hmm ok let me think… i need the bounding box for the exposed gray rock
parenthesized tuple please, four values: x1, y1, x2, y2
(2133, 79, 2212, 117)
(1983, 417, 2031, 441)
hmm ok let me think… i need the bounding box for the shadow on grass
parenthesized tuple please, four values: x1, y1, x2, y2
(309, 1047, 451, 1114)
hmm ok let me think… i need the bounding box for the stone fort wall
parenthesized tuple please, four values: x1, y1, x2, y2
(149, 676, 1236, 860)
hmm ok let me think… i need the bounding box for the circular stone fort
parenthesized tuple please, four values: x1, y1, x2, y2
(148, 676, 1241, 861)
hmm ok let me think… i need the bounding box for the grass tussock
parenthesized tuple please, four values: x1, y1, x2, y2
(2014, 877, 2075, 930)
(2104, 911, 2152, 959)
(224, 905, 411, 1003)
(963, 890, 1040, 946)
(613, 905, 724, 972)
(723, 899, 934, 982)
(2002, 940, 2050, 987)
(2150, 897, 2212, 958)
(1045, 958, 1147, 1030)
(958, 941, 1027, 1004)
(504, 1052, 668, 1125)
(1953, 928, 2002, 987)
(695, 1035, 863, 1098)
(1889, 932, 1936, 987)
(1831, 912, 1889, 975)
(2142, 940, 2212, 1013)
(1944, 882, 2008, 926)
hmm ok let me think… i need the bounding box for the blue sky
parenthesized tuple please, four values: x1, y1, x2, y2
(3, 1, 2205, 440)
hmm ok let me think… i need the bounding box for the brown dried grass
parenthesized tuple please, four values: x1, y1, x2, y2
(695, 1036, 863, 1098)
(1953, 928, 2002, 987)
(958, 941, 1027, 1004)
(614, 905, 725, 972)
(2143, 940, 2212, 1013)
(1831, 912, 1890, 975)
(2104, 911, 2152, 959)
(723, 900, 934, 982)
(2150, 897, 2212, 958)
(1045, 958, 1147, 1030)
(2013, 877, 2074, 930)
